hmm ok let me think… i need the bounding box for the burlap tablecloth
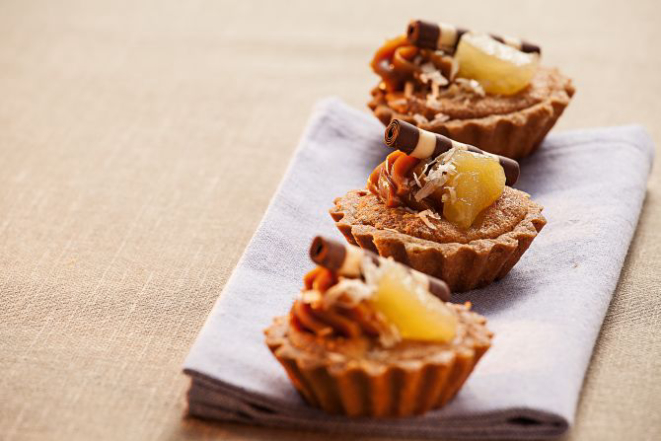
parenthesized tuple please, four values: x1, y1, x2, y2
(1, 1, 659, 440)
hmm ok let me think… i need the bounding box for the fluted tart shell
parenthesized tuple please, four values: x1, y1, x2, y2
(330, 187, 546, 292)
(265, 303, 492, 417)
(369, 67, 575, 159)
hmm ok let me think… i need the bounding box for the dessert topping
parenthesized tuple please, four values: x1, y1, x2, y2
(309, 236, 450, 301)
(407, 20, 540, 54)
(439, 148, 507, 228)
(455, 33, 539, 95)
(292, 237, 456, 346)
(385, 119, 519, 185)
(368, 120, 513, 228)
(372, 261, 456, 342)
(369, 149, 506, 229)
(370, 21, 541, 112)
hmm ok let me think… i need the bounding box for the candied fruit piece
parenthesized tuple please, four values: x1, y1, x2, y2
(455, 33, 538, 95)
(371, 264, 456, 342)
(443, 150, 505, 229)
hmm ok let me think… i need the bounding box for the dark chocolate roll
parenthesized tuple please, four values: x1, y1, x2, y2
(407, 19, 540, 54)
(310, 236, 346, 272)
(407, 20, 441, 50)
(310, 236, 451, 301)
(385, 119, 520, 186)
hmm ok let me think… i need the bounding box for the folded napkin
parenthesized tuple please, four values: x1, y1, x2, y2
(183, 98, 654, 439)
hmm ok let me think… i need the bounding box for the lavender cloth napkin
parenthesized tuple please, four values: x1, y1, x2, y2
(183, 98, 654, 439)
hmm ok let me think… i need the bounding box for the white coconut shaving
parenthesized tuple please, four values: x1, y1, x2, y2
(301, 289, 322, 304)
(387, 98, 408, 109)
(414, 147, 460, 202)
(419, 62, 449, 111)
(417, 209, 437, 230)
(327, 352, 347, 362)
(419, 62, 449, 87)
(430, 81, 440, 100)
(412, 171, 422, 188)
(322, 277, 374, 309)
(442, 185, 458, 204)
(426, 88, 442, 111)
(450, 57, 460, 81)
(404, 81, 415, 98)
(412, 114, 429, 125)
(431, 112, 450, 124)
(315, 256, 389, 309)
(454, 78, 486, 97)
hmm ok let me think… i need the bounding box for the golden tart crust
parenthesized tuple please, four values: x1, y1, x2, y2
(265, 303, 492, 417)
(330, 187, 547, 292)
(369, 67, 575, 159)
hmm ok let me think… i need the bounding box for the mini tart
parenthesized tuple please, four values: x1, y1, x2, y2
(330, 187, 546, 292)
(369, 66, 575, 159)
(265, 302, 492, 417)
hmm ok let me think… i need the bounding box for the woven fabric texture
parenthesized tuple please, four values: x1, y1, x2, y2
(0, 1, 659, 440)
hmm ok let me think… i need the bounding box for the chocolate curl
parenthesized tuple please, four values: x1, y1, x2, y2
(385, 119, 520, 186)
(407, 20, 467, 51)
(407, 19, 540, 54)
(310, 236, 451, 302)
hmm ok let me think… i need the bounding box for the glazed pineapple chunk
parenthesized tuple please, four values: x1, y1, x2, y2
(443, 150, 505, 229)
(371, 265, 456, 342)
(455, 33, 538, 95)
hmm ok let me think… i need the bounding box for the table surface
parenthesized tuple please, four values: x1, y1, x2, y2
(1, 1, 660, 440)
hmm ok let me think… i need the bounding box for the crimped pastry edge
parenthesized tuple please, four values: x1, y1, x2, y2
(369, 70, 575, 159)
(330, 190, 547, 292)
(265, 315, 491, 417)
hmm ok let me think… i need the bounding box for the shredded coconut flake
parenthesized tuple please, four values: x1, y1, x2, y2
(417, 209, 437, 230)
(327, 352, 346, 362)
(388, 98, 407, 108)
(442, 185, 457, 204)
(432, 113, 450, 124)
(404, 81, 414, 98)
(301, 290, 322, 304)
(450, 58, 460, 81)
(415, 157, 455, 201)
(455, 78, 486, 97)
(430, 81, 440, 99)
(323, 277, 373, 309)
(413, 147, 463, 203)
(412, 171, 422, 188)
(412, 114, 429, 125)
(421, 63, 449, 84)
(426, 96, 442, 112)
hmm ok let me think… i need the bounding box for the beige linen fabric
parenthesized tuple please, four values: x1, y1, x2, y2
(0, 1, 659, 441)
